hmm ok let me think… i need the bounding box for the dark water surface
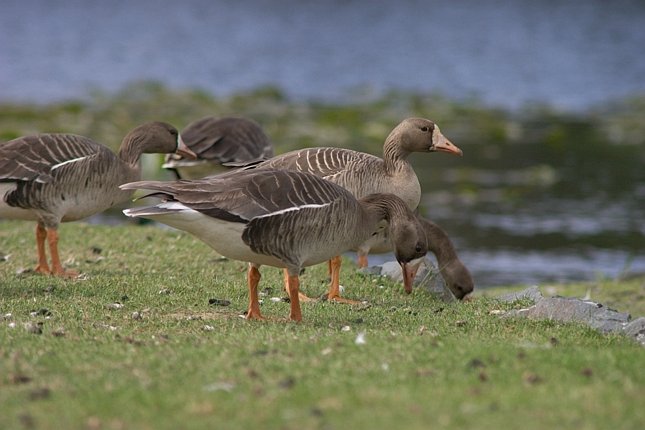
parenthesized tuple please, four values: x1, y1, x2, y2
(2, 0, 645, 110)
(3, 0, 645, 288)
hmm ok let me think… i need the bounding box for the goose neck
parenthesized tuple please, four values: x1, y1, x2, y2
(382, 137, 411, 174)
(118, 133, 146, 167)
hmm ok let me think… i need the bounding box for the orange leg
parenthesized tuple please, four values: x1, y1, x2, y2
(34, 222, 50, 274)
(246, 265, 264, 320)
(326, 255, 362, 304)
(46, 227, 78, 278)
(283, 268, 316, 302)
(357, 251, 369, 269)
(286, 273, 302, 322)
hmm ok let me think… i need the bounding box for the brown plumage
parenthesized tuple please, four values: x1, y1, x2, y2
(162, 116, 274, 179)
(224, 117, 462, 301)
(121, 169, 427, 322)
(0, 122, 194, 277)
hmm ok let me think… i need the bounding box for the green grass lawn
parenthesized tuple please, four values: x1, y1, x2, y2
(1, 220, 643, 430)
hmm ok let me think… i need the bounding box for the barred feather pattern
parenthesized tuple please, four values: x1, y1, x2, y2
(0, 122, 180, 226)
(253, 146, 422, 210)
(121, 169, 424, 271)
(180, 116, 273, 162)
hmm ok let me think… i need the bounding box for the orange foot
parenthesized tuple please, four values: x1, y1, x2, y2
(245, 311, 266, 321)
(34, 264, 51, 275)
(298, 292, 317, 302)
(51, 267, 80, 279)
(327, 295, 365, 305)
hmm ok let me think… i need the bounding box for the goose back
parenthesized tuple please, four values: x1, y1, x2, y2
(0, 122, 185, 226)
(163, 116, 274, 179)
(122, 170, 379, 271)
(246, 147, 422, 209)
(0, 134, 136, 225)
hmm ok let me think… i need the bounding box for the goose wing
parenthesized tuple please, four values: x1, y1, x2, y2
(121, 169, 347, 223)
(181, 117, 273, 162)
(256, 147, 378, 181)
(0, 134, 107, 183)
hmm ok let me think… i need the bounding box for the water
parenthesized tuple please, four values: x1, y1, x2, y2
(2, 0, 645, 110)
(3, 0, 645, 288)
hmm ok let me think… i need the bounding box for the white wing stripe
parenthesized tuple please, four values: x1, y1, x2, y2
(254, 202, 330, 219)
(50, 156, 90, 171)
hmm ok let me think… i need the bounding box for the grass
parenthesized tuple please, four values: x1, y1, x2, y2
(1, 220, 644, 430)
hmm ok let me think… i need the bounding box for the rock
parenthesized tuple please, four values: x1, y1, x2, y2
(504, 295, 630, 334)
(623, 317, 645, 346)
(497, 286, 642, 344)
(363, 257, 456, 302)
(497, 286, 543, 303)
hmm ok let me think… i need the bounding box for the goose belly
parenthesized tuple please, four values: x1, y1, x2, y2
(145, 210, 287, 268)
(0, 182, 131, 223)
(0, 183, 39, 221)
(0, 200, 39, 221)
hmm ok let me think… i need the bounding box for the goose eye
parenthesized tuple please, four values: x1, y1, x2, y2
(415, 244, 423, 253)
(420, 126, 430, 132)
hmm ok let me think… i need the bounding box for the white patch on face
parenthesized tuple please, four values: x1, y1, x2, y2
(432, 125, 442, 146)
(50, 156, 89, 171)
(254, 203, 331, 219)
(177, 134, 184, 152)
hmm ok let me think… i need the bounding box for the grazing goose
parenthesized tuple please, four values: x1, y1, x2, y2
(162, 116, 274, 179)
(417, 217, 474, 299)
(230, 117, 462, 302)
(362, 216, 474, 299)
(120, 169, 427, 322)
(0, 122, 195, 277)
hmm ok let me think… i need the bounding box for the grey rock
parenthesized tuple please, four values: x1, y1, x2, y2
(623, 317, 645, 346)
(364, 257, 456, 302)
(497, 286, 543, 303)
(498, 286, 642, 344)
(505, 296, 630, 334)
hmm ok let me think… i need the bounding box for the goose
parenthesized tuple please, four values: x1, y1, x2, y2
(0, 122, 195, 277)
(226, 117, 462, 302)
(120, 169, 427, 322)
(363, 216, 474, 299)
(162, 116, 274, 179)
(417, 217, 474, 299)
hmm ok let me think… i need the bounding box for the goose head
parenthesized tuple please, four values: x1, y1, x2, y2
(362, 193, 428, 294)
(391, 218, 428, 294)
(440, 259, 474, 300)
(124, 122, 196, 159)
(391, 118, 463, 156)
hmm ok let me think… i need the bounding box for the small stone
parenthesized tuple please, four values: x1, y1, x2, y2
(341, 325, 351, 332)
(29, 387, 51, 401)
(25, 322, 43, 334)
(355, 332, 366, 345)
(30, 308, 52, 317)
(158, 288, 171, 295)
(131, 311, 142, 320)
(279, 377, 296, 389)
(208, 298, 231, 307)
(523, 371, 543, 385)
(202, 325, 215, 331)
(52, 327, 66, 337)
(468, 358, 486, 369)
(106, 303, 124, 310)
